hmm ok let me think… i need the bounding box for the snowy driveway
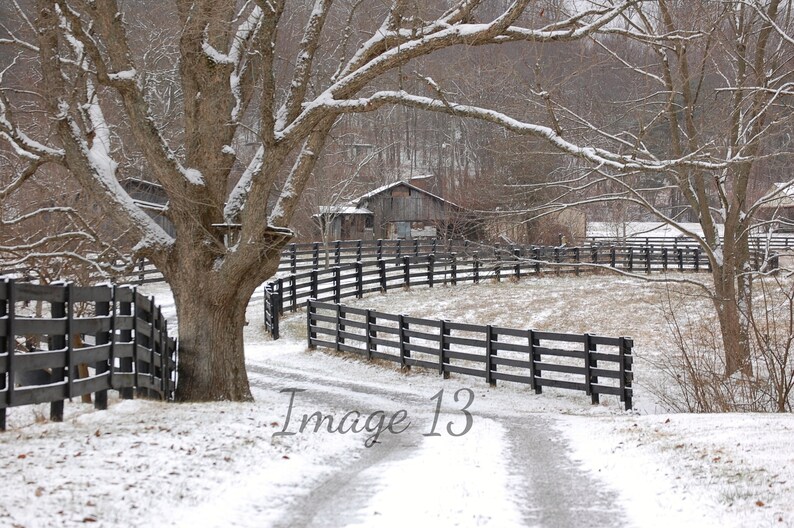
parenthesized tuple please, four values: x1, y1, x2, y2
(245, 352, 627, 528)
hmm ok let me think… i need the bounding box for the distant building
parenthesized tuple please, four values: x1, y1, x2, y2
(120, 178, 175, 236)
(316, 177, 480, 240)
(757, 183, 794, 232)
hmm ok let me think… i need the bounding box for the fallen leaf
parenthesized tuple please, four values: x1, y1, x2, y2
(282, 455, 290, 460)
(34, 487, 44, 497)
(756, 500, 765, 507)
(17, 454, 26, 459)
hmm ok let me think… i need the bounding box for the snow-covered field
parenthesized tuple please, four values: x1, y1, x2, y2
(1, 276, 792, 527)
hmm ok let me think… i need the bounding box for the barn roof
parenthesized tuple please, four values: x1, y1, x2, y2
(351, 179, 461, 209)
(760, 183, 794, 208)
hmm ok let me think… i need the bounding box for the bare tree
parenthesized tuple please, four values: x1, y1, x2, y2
(1, 0, 663, 400)
(496, 1, 794, 379)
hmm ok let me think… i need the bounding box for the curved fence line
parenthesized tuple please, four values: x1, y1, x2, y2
(0, 278, 177, 431)
(307, 299, 634, 410)
(263, 243, 724, 339)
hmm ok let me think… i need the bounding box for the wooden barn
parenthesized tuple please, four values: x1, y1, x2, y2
(757, 183, 794, 232)
(316, 177, 479, 240)
(121, 178, 175, 236)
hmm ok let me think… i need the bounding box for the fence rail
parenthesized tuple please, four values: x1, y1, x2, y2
(4, 235, 784, 287)
(307, 300, 634, 410)
(0, 278, 177, 431)
(264, 244, 726, 339)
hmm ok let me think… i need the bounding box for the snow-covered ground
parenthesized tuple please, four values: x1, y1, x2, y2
(1, 276, 792, 527)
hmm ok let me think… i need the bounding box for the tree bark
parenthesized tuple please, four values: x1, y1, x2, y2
(172, 281, 253, 401)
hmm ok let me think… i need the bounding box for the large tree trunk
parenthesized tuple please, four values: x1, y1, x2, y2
(172, 280, 254, 401)
(164, 243, 284, 401)
(711, 232, 753, 377)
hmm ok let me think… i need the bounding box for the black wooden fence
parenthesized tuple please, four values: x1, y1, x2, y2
(264, 244, 720, 339)
(0, 278, 177, 431)
(307, 299, 634, 410)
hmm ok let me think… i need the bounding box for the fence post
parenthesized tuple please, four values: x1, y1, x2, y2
(333, 266, 341, 304)
(334, 240, 341, 265)
(312, 242, 319, 269)
(290, 275, 297, 311)
(379, 258, 387, 292)
(276, 278, 285, 315)
(355, 261, 363, 299)
(574, 247, 580, 276)
(694, 247, 700, 271)
(451, 253, 457, 286)
(335, 304, 342, 351)
(662, 248, 668, 270)
(119, 289, 133, 400)
(610, 246, 616, 268)
(554, 247, 561, 276)
(138, 259, 145, 283)
(514, 248, 521, 280)
(310, 269, 318, 300)
(306, 301, 316, 349)
(439, 320, 450, 379)
(534, 247, 541, 274)
(95, 290, 111, 410)
(148, 296, 157, 399)
(645, 246, 651, 274)
(473, 252, 480, 283)
(365, 309, 375, 360)
(677, 248, 684, 271)
(403, 255, 410, 288)
(620, 337, 633, 410)
(377, 239, 383, 260)
(495, 251, 501, 282)
(428, 254, 435, 288)
(627, 248, 634, 271)
(486, 325, 496, 387)
(356, 239, 362, 262)
(398, 314, 410, 371)
(1, 279, 13, 429)
(272, 290, 281, 340)
(584, 333, 599, 405)
(528, 329, 540, 394)
(290, 244, 297, 275)
(591, 246, 598, 265)
(414, 239, 419, 256)
(396, 239, 402, 262)
(49, 282, 66, 422)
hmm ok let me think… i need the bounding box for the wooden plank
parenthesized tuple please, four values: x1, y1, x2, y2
(491, 356, 531, 369)
(446, 335, 487, 348)
(402, 316, 441, 328)
(491, 326, 527, 339)
(9, 318, 67, 336)
(403, 342, 441, 356)
(535, 346, 586, 360)
(404, 357, 438, 370)
(445, 321, 484, 333)
(534, 331, 586, 343)
(535, 377, 587, 392)
(445, 364, 487, 378)
(10, 283, 67, 302)
(535, 361, 587, 376)
(491, 371, 533, 384)
(403, 329, 441, 342)
(491, 341, 530, 353)
(445, 350, 486, 362)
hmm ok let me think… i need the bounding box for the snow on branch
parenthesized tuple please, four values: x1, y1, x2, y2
(284, 90, 727, 173)
(279, 0, 333, 126)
